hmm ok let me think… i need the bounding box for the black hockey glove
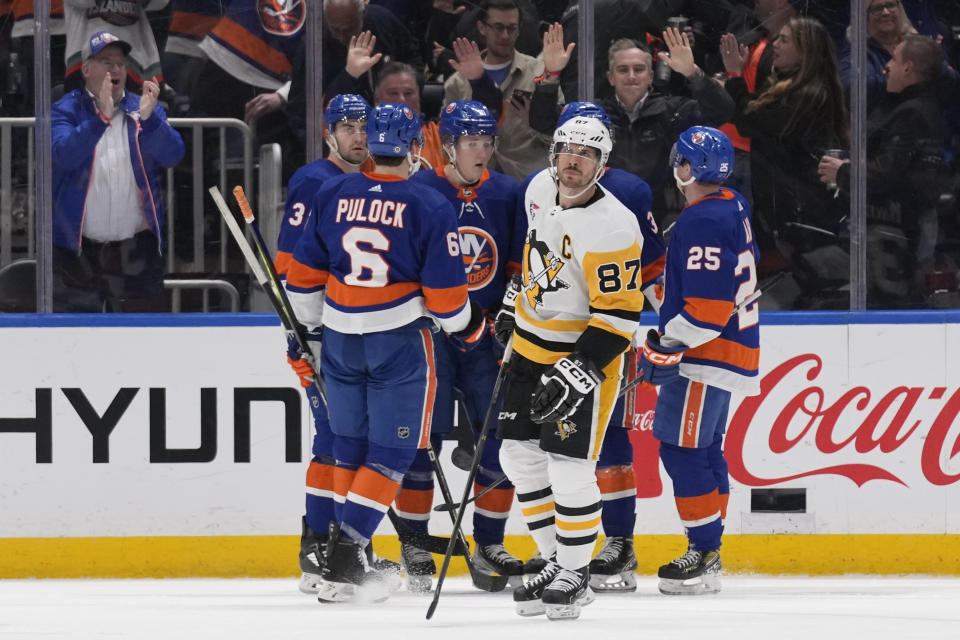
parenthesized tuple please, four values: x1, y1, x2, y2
(494, 274, 522, 346)
(530, 352, 605, 424)
(638, 329, 686, 386)
(449, 300, 486, 352)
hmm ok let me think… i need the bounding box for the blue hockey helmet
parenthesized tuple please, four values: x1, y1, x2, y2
(669, 126, 735, 183)
(438, 100, 497, 140)
(366, 103, 424, 157)
(324, 94, 371, 133)
(556, 101, 612, 130)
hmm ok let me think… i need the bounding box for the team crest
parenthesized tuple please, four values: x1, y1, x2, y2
(555, 420, 577, 440)
(524, 230, 568, 308)
(691, 130, 707, 144)
(459, 226, 498, 290)
(258, 0, 306, 36)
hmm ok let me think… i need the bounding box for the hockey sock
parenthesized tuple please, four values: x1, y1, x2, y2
(596, 465, 637, 537)
(305, 455, 337, 534)
(396, 447, 434, 533)
(660, 442, 722, 550)
(332, 436, 366, 524)
(548, 452, 602, 571)
(501, 439, 557, 559)
(339, 443, 417, 546)
(472, 437, 515, 546)
(706, 434, 730, 523)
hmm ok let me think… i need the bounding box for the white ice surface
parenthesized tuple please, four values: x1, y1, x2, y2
(2, 576, 960, 640)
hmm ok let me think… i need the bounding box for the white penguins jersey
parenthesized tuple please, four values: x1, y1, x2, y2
(514, 170, 646, 365)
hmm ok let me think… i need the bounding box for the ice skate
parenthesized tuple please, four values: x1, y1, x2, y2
(365, 544, 402, 594)
(473, 543, 525, 588)
(400, 542, 436, 593)
(657, 547, 721, 595)
(513, 557, 559, 616)
(316, 525, 391, 604)
(588, 536, 638, 592)
(541, 566, 596, 621)
(298, 517, 327, 594)
(522, 551, 548, 576)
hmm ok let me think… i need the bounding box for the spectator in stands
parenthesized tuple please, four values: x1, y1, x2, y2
(320, 0, 424, 100)
(529, 24, 734, 220)
(722, 16, 848, 276)
(51, 32, 185, 312)
(373, 60, 448, 171)
(840, 0, 916, 109)
(443, 0, 553, 181)
(819, 35, 950, 307)
(714, 0, 800, 206)
(63, 0, 166, 91)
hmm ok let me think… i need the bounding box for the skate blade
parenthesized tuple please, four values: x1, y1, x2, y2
(405, 574, 433, 594)
(589, 572, 637, 593)
(515, 600, 546, 617)
(658, 574, 721, 596)
(316, 581, 357, 603)
(299, 572, 322, 594)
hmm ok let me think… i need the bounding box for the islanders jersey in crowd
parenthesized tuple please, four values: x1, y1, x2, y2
(659, 187, 760, 395)
(11, 0, 64, 38)
(199, 0, 305, 90)
(409, 167, 524, 312)
(286, 172, 472, 334)
(515, 170, 645, 365)
(275, 157, 344, 277)
(165, 0, 224, 58)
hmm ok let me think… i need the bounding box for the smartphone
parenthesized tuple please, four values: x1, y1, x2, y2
(512, 89, 532, 102)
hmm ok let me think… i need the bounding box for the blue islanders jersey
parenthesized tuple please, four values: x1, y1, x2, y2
(659, 188, 760, 395)
(286, 172, 472, 334)
(276, 158, 344, 277)
(598, 168, 666, 311)
(409, 168, 524, 312)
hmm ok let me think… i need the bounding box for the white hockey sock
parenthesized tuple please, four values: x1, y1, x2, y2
(547, 453, 602, 571)
(500, 439, 557, 559)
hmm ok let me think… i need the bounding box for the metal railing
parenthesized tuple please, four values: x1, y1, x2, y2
(164, 278, 240, 312)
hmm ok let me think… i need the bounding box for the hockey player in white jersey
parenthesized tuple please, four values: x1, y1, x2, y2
(494, 116, 645, 620)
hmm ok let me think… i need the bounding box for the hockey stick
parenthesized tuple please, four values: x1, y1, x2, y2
(387, 508, 469, 556)
(427, 338, 514, 620)
(424, 443, 510, 592)
(229, 186, 328, 406)
(433, 473, 508, 512)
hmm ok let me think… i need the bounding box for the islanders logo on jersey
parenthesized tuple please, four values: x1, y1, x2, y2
(258, 0, 306, 36)
(524, 229, 568, 308)
(458, 226, 498, 291)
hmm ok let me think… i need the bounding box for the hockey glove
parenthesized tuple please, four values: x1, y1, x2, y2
(639, 329, 686, 386)
(530, 352, 605, 424)
(494, 274, 522, 347)
(449, 300, 487, 352)
(286, 328, 322, 388)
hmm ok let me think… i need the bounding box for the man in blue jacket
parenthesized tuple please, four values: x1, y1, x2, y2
(52, 31, 185, 312)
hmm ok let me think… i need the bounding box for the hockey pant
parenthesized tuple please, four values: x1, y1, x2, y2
(500, 439, 602, 572)
(654, 378, 731, 551)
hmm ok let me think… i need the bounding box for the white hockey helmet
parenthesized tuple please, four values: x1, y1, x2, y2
(550, 116, 613, 169)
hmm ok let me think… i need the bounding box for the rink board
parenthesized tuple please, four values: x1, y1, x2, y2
(1, 311, 959, 577)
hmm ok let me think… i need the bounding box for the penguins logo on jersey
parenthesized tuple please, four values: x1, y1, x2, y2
(555, 420, 577, 440)
(459, 226, 498, 290)
(524, 230, 568, 308)
(258, 0, 306, 36)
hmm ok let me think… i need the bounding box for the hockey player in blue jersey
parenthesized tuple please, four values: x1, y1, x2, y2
(638, 126, 761, 596)
(285, 103, 486, 603)
(394, 101, 527, 592)
(509, 102, 667, 592)
(278, 94, 373, 594)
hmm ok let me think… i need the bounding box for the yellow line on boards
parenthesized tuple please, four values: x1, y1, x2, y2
(2, 535, 959, 578)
